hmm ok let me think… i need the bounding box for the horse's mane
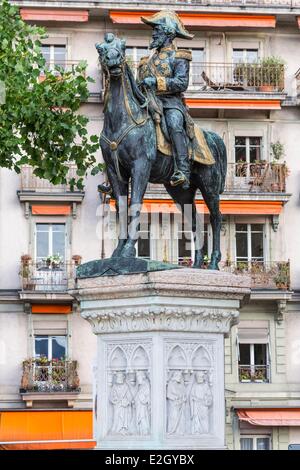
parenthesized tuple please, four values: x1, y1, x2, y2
(125, 63, 147, 107)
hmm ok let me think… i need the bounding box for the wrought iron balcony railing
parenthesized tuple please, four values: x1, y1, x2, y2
(20, 260, 76, 292)
(225, 162, 288, 193)
(223, 260, 290, 290)
(128, 61, 285, 93)
(112, 0, 300, 8)
(239, 364, 270, 383)
(175, 260, 290, 290)
(20, 164, 79, 192)
(39, 60, 84, 78)
(146, 162, 288, 195)
(20, 358, 80, 393)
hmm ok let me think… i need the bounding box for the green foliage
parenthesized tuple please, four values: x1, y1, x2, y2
(0, 0, 103, 187)
(270, 140, 285, 161)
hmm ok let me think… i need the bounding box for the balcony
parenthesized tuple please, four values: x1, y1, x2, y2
(223, 260, 290, 290)
(20, 358, 80, 408)
(21, 164, 79, 193)
(239, 364, 270, 383)
(171, 260, 290, 290)
(20, 260, 76, 293)
(38, 61, 84, 82)
(102, 0, 300, 5)
(190, 62, 284, 93)
(145, 162, 288, 202)
(225, 162, 288, 193)
(18, 165, 85, 215)
(131, 61, 285, 96)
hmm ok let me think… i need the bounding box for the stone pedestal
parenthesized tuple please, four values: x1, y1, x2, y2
(74, 268, 250, 450)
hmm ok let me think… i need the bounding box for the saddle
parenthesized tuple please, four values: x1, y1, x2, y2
(145, 89, 215, 166)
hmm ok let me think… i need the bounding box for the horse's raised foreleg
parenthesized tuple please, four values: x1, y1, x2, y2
(201, 192, 222, 270)
(120, 160, 151, 258)
(106, 163, 129, 258)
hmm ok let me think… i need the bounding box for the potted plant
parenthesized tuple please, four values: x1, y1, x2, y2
(21, 254, 32, 265)
(257, 56, 285, 92)
(274, 261, 290, 290)
(72, 254, 82, 266)
(45, 254, 63, 269)
(271, 140, 285, 163)
(254, 368, 267, 383)
(19, 257, 35, 290)
(239, 368, 251, 382)
(233, 62, 258, 89)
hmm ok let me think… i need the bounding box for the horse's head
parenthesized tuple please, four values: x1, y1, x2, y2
(96, 33, 126, 78)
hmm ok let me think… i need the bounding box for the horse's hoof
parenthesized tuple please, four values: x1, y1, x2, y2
(192, 262, 202, 269)
(207, 263, 219, 271)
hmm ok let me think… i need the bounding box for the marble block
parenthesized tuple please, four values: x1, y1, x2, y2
(73, 268, 250, 450)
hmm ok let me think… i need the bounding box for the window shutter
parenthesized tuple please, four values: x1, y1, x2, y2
(238, 320, 269, 344)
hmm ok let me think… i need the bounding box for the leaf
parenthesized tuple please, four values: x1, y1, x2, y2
(90, 135, 99, 143)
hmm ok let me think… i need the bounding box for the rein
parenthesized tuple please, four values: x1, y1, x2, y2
(100, 62, 149, 183)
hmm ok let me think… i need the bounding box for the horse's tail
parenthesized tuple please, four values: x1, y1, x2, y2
(216, 135, 227, 194)
(204, 130, 227, 194)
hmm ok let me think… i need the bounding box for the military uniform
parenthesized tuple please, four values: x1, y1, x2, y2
(138, 45, 192, 116)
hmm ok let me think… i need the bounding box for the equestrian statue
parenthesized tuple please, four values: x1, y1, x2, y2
(96, 10, 227, 270)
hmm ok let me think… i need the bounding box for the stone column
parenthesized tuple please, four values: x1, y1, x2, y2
(74, 268, 250, 450)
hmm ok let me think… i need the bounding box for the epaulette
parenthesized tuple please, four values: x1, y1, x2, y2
(175, 49, 192, 61)
(138, 56, 149, 66)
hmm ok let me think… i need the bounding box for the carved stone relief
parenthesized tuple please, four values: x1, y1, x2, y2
(166, 342, 214, 437)
(106, 341, 151, 437)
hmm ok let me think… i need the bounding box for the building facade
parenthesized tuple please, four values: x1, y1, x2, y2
(1, 0, 300, 449)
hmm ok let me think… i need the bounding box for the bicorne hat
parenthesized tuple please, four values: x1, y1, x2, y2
(141, 10, 194, 40)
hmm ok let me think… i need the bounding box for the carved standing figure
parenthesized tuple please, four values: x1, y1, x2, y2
(135, 371, 151, 435)
(190, 371, 213, 434)
(166, 370, 187, 435)
(96, 9, 227, 270)
(109, 371, 133, 435)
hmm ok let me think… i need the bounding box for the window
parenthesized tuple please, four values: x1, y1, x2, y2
(235, 223, 264, 265)
(190, 48, 205, 86)
(240, 436, 271, 450)
(177, 223, 210, 266)
(233, 48, 259, 64)
(127, 46, 148, 77)
(235, 137, 262, 165)
(178, 230, 194, 266)
(137, 218, 151, 259)
(36, 223, 66, 262)
(41, 45, 67, 70)
(35, 335, 67, 360)
(239, 343, 269, 382)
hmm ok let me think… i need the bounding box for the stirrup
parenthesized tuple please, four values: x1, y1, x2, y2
(98, 184, 112, 195)
(170, 170, 188, 187)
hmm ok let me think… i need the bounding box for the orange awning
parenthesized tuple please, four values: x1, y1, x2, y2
(238, 409, 300, 426)
(185, 99, 282, 110)
(0, 410, 95, 450)
(31, 204, 71, 215)
(20, 9, 89, 22)
(109, 199, 284, 215)
(109, 11, 276, 29)
(31, 304, 72, 314)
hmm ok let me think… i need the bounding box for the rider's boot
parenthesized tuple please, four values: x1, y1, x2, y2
(98, 183, 112, 195)
(169, 130, 191, 190)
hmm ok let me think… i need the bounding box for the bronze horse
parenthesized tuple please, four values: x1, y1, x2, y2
(97, 38, 227, 270)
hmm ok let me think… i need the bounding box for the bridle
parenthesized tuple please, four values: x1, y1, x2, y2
(100, 52, 149, 183)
